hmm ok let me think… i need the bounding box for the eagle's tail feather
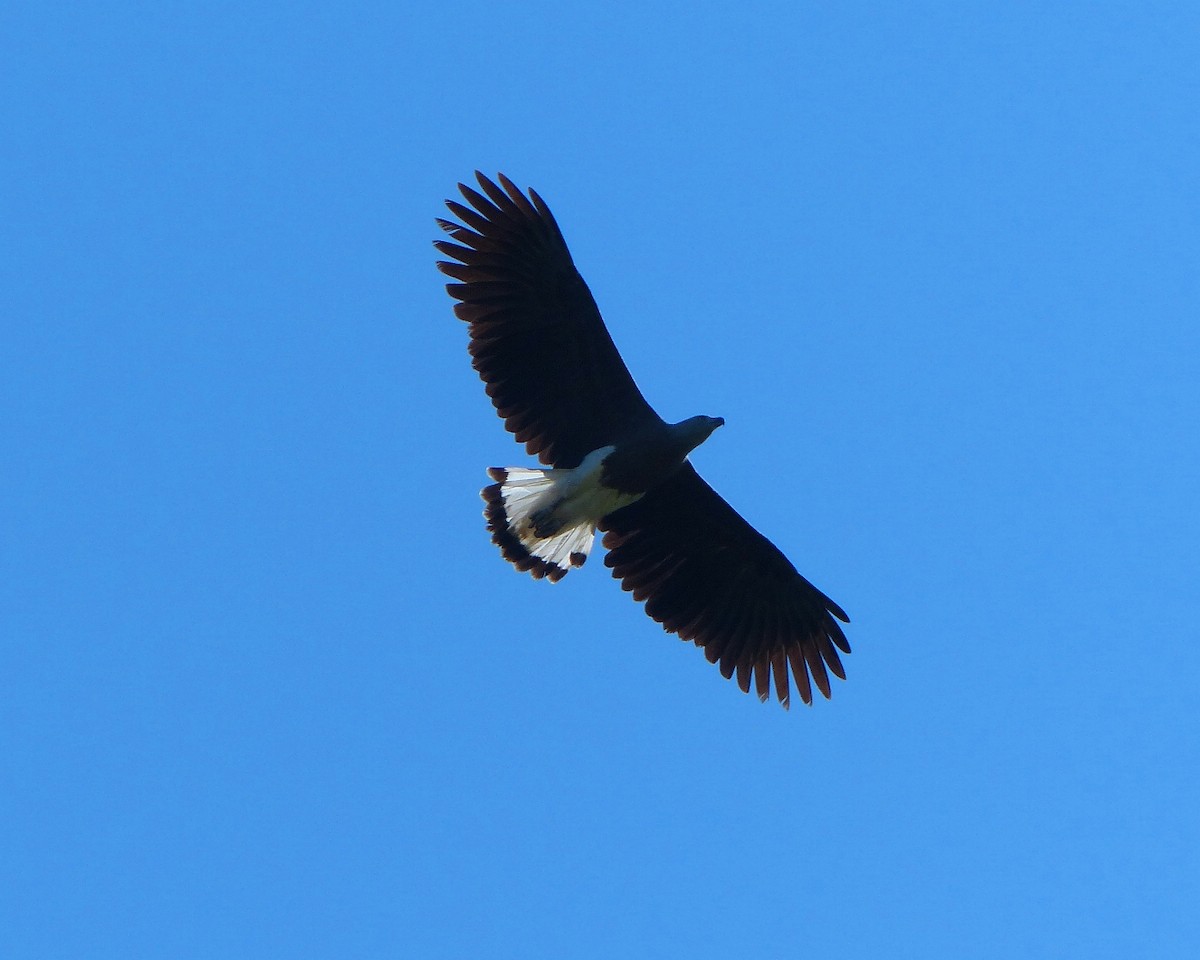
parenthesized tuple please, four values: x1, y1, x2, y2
(481, 466, 597, 582)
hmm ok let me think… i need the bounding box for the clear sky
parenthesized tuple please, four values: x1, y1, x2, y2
(3, 2, 1197, 957)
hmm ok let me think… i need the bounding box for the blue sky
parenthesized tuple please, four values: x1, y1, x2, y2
(3, 2, 1197, 957)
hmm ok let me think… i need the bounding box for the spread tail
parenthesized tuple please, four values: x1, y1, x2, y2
(481, 466, 598, 582)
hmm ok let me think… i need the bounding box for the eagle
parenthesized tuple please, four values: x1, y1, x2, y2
(436, 173, 851, 708)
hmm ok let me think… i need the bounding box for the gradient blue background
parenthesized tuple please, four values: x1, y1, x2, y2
(3, 2, 1197, 957)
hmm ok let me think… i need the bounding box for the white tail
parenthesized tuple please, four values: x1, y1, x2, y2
(479, 446, 640, 582)
(481, 466, 597, 581)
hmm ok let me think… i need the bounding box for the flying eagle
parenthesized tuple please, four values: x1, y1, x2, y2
(436, 173, 850, 707)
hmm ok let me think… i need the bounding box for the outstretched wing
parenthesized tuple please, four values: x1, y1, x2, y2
(436, 172, 662, 468)
(601, 464, 851, 708)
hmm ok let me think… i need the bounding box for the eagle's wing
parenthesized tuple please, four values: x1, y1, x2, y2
(436, 173, 662, 468)
(600, 464, 851, 708)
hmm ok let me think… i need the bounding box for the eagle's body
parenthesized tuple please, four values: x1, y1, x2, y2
(482, 415, 724, 581)
(437, 173, 850, 708)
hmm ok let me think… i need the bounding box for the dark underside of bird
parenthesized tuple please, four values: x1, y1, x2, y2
(436, 172, 850, 709)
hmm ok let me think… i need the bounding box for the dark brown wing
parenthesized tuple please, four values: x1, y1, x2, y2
(600, 464, 851, 708)
(436, 172, 662, 468)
